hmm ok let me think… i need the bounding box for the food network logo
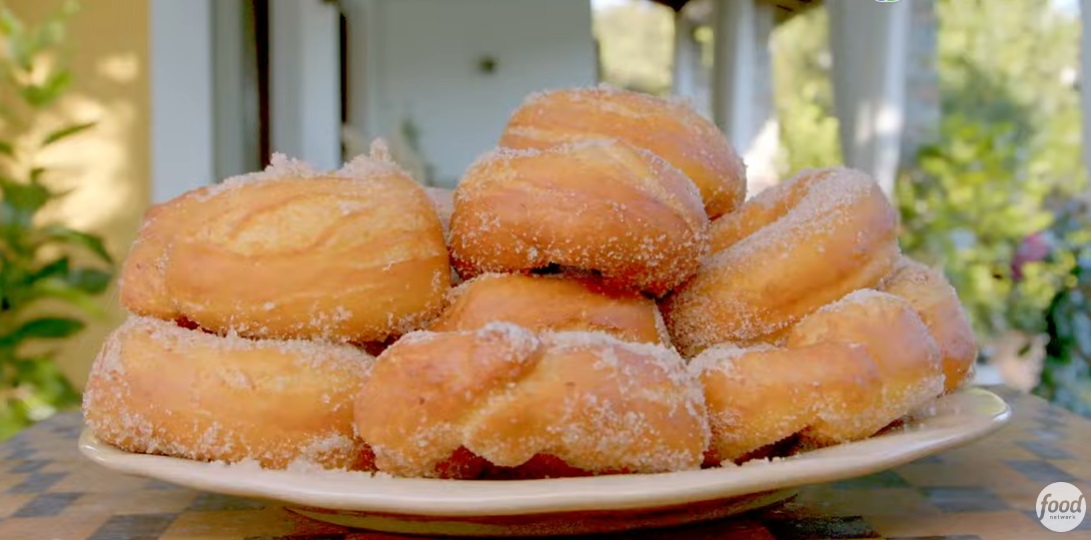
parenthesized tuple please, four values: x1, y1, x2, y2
(1037, 482, 1086, 533)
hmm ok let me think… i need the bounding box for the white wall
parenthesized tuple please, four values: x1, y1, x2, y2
(149, 0, 214, 203)
(350, 0, 597, 187)
(269, 0, 342, 172)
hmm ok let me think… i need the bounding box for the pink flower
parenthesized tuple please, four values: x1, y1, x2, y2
(1012, 232, 1051, 281)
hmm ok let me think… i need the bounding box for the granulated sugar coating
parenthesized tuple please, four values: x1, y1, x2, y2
(338, 139, 413, 180)
(82, 316, 376, 472)
(662, 167, 901, 357)
(500, 85, 747, 218)
(784, 289, 946, 449)
(118, 144, 451, 344)
(448, 139, 709, 297)
(355, 324, 709, 478)
(690, 341, 893, 464)
(428, 272, 673, 345)
(93, 85, 976, 483)
(878, 257, 979, 393)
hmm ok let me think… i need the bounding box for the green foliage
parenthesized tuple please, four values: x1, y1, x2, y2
(937, 0, 1081, 141)
(0, 0, 112, 439)
(1035, 200, 1091, 416)
(593, 0, 674, 96)
(770, 6, 841, 173)
(895, 115, 1076, 338)
(770, 0, 1089, 412)
(896, 0, 1089, 413)
(905, 0, 1087, 329)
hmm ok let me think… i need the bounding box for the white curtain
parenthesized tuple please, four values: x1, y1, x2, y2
(827, 0, 911, 197)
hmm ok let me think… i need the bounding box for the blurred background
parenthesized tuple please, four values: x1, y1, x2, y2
(0, 0, 1088, 438)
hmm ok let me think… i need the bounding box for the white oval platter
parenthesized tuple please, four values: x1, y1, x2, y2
(78, 386, 1011, 537)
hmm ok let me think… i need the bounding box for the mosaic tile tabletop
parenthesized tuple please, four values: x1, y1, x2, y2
(0, 386, 1087, 540)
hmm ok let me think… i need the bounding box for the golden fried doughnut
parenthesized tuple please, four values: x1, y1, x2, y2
(879, 257, 978, 392)
(119, 151, 451, 342)
(118, 189, 204, 322)
(691, 342, 884, 464)
(662, 167, 900, 356)
(448, 140, 709, 296)
(353, 323, 708, 478)
(428, 273, 670, 345)
(82, 316, 375, 470)
(499, 86, 747, 218)
(786, 290, 945, 429)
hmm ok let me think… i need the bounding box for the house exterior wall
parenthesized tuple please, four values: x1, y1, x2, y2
(6, 0, 151, 389)
(348, 0, 598, 187)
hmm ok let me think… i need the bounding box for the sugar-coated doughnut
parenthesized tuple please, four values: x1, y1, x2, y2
(353, 323, 709, 478)
(428, 273, 671, 345)
(119, 148, 451, 343)
(499, 85, 747, 218)
(82, 316, 375, 470)
(117, 189, 202, 320)
(448, 140, 709, 296)
(786, 290, 945, 430)
(662, 167, 900, 356)
(879, 257, 978, 393)
(691, 342, 884, 464)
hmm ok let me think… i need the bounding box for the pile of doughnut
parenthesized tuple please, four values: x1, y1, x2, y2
(82, 85, 977, 479)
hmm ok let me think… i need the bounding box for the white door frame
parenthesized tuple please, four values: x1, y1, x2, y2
(268, 0, 342, 171)
(149, 0, 214, 203)
(149, 0, 343, 204)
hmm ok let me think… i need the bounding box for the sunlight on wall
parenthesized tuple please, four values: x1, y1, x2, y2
(7, 0, 150, 389)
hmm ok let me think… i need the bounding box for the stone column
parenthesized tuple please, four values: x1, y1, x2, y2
(901, 0, 940, 164)
(672, 10, 698, 102)
(711, 0, 778, 191)
(827, 0, 911, 197)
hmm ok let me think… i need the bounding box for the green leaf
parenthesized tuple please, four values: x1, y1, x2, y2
(39, 225, 112, 264)
(0, 316, 86, 349)
(20, 70, 71, 109)
(0, 6, 25, 37)
(60, 0, 82, 18)
(13, 317, 84, 340)
(26, 277, 105, 317)
(7, 35, 34, 74)
(0, 140, 13, 157)
(67, 267, 111, 294)
(30, 19, 65, 53)
(30, 257, 69, 282)
(0, 178, 50, 228)
(41, 121, 93, 147)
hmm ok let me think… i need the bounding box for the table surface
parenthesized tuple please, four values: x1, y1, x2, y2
(0, 387, 1086, 540)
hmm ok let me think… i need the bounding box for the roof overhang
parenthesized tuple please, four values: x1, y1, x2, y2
(650, 0, 821, 24)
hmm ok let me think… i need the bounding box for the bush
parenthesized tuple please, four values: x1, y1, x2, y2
(1035, 199, 1091, 416)
(0, 1, 113, 439)
(895, 115, 1070, 338)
